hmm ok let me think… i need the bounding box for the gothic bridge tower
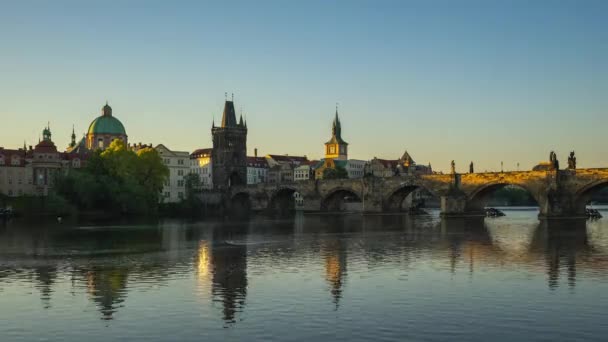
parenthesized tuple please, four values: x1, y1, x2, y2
(212, 99, 248, 189)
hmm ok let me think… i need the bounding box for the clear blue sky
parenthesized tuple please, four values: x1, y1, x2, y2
(1, 0, 606, 172)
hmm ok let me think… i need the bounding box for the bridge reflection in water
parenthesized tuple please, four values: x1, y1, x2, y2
(1, 213, 608, 326)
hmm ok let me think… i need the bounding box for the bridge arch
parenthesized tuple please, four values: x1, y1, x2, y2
(384, 184, 439, 212)
(466, 182, 540, 213)
(230, 192, 252, 217)
(574, 179, 608, 215)
(268, 186, 298, 215)
(321, 187, 362, 212)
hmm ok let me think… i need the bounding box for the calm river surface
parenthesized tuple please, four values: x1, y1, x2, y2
(2, 208, 608, 341)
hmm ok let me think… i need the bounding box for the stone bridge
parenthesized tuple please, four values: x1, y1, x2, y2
(228, 168, 608, 219)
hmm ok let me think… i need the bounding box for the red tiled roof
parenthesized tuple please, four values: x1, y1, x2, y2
(0, 148, 27, 167)
(34, 140, 58, 153)
(191, 148, 212, 158)
(267, 154, 309, 163)
(374, 158, 399, 169)
(247, 156, 268, 168)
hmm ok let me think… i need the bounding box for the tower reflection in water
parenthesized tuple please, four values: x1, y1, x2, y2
(208, 223, 249, 325)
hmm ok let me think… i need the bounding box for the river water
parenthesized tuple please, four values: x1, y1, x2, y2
(1, 208, 608, 341)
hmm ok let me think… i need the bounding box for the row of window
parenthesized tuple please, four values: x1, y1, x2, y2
(2, 189, 24, 196)
(164, 158, 187, 165)
(163, 191, 184, 199)
(0, 178, 31, 185)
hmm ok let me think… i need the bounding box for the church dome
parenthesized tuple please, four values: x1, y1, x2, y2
(87, 116, 127, 135)
(87, 102, 127, 136)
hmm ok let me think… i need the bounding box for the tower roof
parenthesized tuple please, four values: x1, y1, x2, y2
(325, 108, 348, 145)
(221, 100, 237, 127)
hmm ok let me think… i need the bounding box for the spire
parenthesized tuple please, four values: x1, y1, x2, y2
(70, 125, 76, 148)
(220, 99, 237, 127)
(332, 104, 342, 140)
(239, 114, 244, 126)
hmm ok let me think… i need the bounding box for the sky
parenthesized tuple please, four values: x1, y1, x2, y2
(0, 0, 607, 172)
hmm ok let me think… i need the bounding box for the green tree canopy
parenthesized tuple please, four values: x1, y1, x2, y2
(323, 166, 348, 180)
(55, 139, 169, 216)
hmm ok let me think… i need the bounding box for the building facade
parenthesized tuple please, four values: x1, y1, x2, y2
(346, 159, 367, 179)
(155, 144, 190, 203)
(211, 100, 247, 189)
(190, 148, 213, 189)
(0, 125, 87, 198)
(86, 102, 128, 150)
(247, 156, 268, 185)
(294, 162, 316, 181)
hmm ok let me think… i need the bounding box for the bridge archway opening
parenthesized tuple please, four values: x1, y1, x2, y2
(467, 183, 539, 214)
(575, 180, 608, 215)
(269, 188, 297, 216)
(385, 185, 438, 213)
(230, 192, 252, 218)
(229, 171, 244, 187)
(321, 189, 362, 212)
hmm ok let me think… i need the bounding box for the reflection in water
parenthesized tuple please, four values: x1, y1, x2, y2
(33, 265, 57, 309)
(83, 267, 129, 320)
(530, 220, 590, 290)
(1, 213, 608, 339)
(323, 239, 347, 309)
(211, 224, 248, 325)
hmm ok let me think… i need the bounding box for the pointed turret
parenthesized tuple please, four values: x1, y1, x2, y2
(69, 125, 76, 148)
(221, 100, 237, 127)
(239, 114, 244, 126)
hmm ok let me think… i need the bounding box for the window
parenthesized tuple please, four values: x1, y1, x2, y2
(178, 192, 184, 199)
(177, 180, 184, 187)
(329, 146, 335, 154)
(164, 192, 170, 198)
(177, 170, 184, 176)
(178, 159, 184, 165)
(98, 139, 104, 149)
(164, 158, 170, 164)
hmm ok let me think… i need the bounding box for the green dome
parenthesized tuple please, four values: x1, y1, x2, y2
(87, 115, 126, 136)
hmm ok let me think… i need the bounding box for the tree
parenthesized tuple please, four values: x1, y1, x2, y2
(323, 166, 349, 180)
(184, 173, 201, 199)
(54, 140, 169, 216)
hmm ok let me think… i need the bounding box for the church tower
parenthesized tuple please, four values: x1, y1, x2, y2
(324, 108, 348, 160)
(212, 98, 248, 189)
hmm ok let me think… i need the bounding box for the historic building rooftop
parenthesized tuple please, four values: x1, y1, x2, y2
(87, 102, 127, 136)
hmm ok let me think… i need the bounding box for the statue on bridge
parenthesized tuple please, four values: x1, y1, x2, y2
(469, 161, 474, 174)
(549, 151, 559, 170)
(451, 160, 456, 174)
(568, 151, 577, 169)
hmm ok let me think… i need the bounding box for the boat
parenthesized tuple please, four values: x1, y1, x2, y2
(485, 207, 506, 217)
(586, 208, 603, 219)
